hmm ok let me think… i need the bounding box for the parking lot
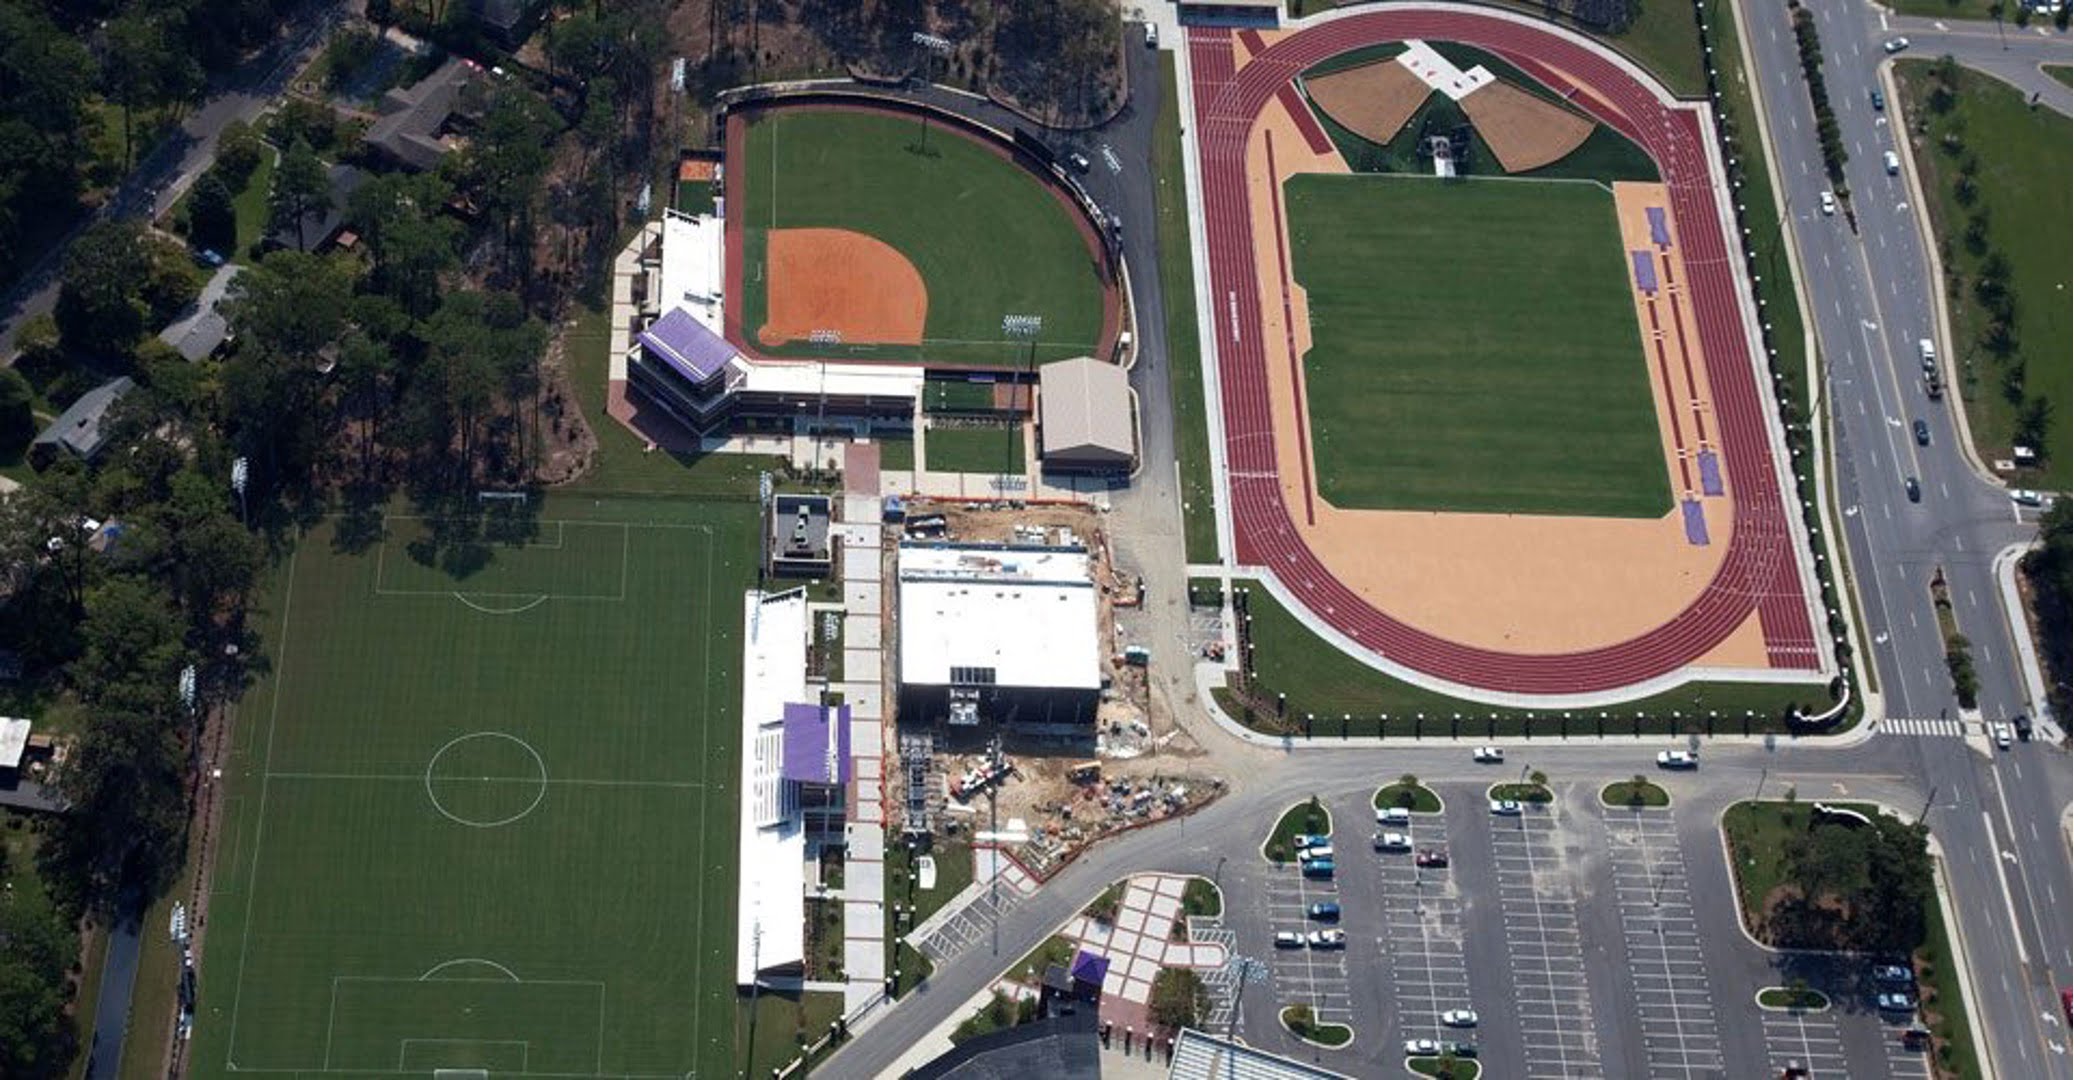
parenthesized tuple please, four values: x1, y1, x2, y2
(1368, 811, 1474, 1047)
(1261, 860, 1355, 1028)
(1602, 805, 1726, 1075)
(1485, 798, 1604, 1076)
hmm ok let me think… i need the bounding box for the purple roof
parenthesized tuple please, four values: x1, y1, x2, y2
(1070, 950, 1109, 987)
(638, 307, 737, 385)
(1630, 250, 1658, 293)
(780, 702, 851, 786)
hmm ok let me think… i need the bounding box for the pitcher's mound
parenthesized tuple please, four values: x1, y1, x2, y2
(759, 227, 927, 348)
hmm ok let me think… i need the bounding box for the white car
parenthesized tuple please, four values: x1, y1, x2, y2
(2012, 489, 2045, 507)
(1404, 1038, 1443, 1056)
(1275, 931, 1305, 949)
(1819, 190, 1837, 216)
(1373, 831, 1412, 852)
(1376, 806, 1412, 826)
(1882, 150, 1900, 175)
(1292, 833, 1330, 852)
(1657, 750, 1699, 770)
(1144, 23, 1158, 47)
(1489, 798, 1523, 816)
(1307, 928, 1347, 949)
(1441, 1009, 1479, 1027)
(1883, 36, 1910, 53)
(1472, 746, 1505, 763)
(1993, 723, 2013, 750)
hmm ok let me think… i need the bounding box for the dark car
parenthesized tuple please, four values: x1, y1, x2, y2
(1416, 848, 1450, 868)
(1913, 419, 1930, 446)
(1905, 476, 1921, 502)
(1870, 88, 1886, 111)
(1307, 901, 1341, 921)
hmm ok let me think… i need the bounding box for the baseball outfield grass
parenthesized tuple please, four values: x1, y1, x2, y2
(193, 497, 765, 1076)
(738, 107, 1106, 368)
(1285, 174, 1672, 518)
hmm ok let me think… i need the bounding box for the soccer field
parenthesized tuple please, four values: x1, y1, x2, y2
(738, 106, 1108, 367)
(192, 496, 759, 1076)
(1286, 174, 1672, 518)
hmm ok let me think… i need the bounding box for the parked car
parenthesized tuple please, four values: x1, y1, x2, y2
(1872, 964, 1914, 985)
(1913, 419, 1930, 446)
(192, 247, 226, 268)
(1883, 36, 1911, 53)
(1292, 834, 1329, 852)
(1144, 23, 1158, 47)
(1301, 857, 1336, 879)
(1870, 88, 1886, 110)
(1441, 1009, 1479, 1027)
(1875, 991, 1917, 1012)
(2012, 489, 2045, 507)
(1416, 848, 1450, 868)
(1376, 806, 1412, 826)
(1298, 844, 1335, 863)
(1489, 798, 1523, 816)
(1373, 831, 1412, 852)
(1404, 1038, 1443, 1056)
(1067, 151, 1092, 174)
(1905, 476, 1922, 503)
(1819, 190, 1837, 216)
(1307, 901, 1341, 921)
(1473, 746, 1505, 763)
(1275, 931, 1305, 949)
(1307, 928, 1347, 949)
(1446, 1042, 1480, 1059)
(1657, 750, 1699, 769)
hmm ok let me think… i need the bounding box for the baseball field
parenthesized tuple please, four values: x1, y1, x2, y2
(192, 497, 758, 1075)
(1286, 174, 1672, 518)
(735, 106, 1109, 367)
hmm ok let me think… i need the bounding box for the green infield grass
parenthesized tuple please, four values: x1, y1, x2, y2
(738, 107, 1107, 368)
(193, 496, 760, 1076)
(1284, 174, 1672, 518)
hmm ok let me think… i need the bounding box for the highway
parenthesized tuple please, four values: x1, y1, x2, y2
(1730, 0, 2071, 1071)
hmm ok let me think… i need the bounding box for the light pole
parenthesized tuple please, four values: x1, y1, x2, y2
(911, 33, 953, 155)
(1002, 314, 1042, 480)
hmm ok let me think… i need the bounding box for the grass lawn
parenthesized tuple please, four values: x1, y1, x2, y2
(1896, 61, 2070, 489)
(192, 497, 758, 1076)
(1490, 782, 1552, 803)
(1279, 1005, 1353, 1046)
(925, 424, 1025, 474)
(1263, 798, 1331, 863)
(1914, 891, 1982, 1080)
(1757, 985, 1830, 1010)
(952, 991, 1039, 1044)
(1010, 933, 1078, 983)
(886, 837, 969, 997)
(1409, 1056, 1482, 1078)
(1373, 780, 1442, 813)
(737, 108, 1106, 367)
(1180, 877, 1223, 920)
(1221, 584, 1841, 735)
(738, 989, 844, 1077)
(230, 150, 279, 260)
(1157, 53, 1219, 564)
(875, 434, 915, 471)
(1285, 175, 1671, 518)
(1600, 778, 1671, 807)
(2049, 65, 2071, 87)
(119, 851, 203, 1080)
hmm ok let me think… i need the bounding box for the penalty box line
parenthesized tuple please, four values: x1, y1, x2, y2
(323, 975, 606, 1075)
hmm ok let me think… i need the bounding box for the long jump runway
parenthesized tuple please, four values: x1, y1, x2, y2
(1187, 8, 1819, 696)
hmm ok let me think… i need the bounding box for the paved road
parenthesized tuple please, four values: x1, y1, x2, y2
(0, 4, 344, 358)
(1732, 0, 2071, 1072)
(1882, 10, 2074, 112)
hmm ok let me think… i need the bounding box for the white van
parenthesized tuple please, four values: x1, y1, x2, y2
(1884, 150, 1901, 175)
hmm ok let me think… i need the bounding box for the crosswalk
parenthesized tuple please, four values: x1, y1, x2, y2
(1877, 717, 1973, 738)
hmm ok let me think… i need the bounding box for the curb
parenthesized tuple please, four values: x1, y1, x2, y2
(1751, 986, 1833, 1013)
(1989, 541, 2058, 738)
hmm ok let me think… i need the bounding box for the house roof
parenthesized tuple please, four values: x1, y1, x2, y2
(367, 57, 479, 171)
(0, 717, 28, 770)
(639, 306, 740, 385)
(157, 264, 243, 361)
(1038, 357, 1134, 462)
(33, 377, 135, 461)
(267, 165, 366, 252)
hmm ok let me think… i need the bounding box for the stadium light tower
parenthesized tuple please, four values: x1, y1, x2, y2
(911, 32, 955, 155)
(1000, 315, 1042, 482)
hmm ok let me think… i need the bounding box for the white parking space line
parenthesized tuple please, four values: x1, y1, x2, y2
(1491, 807, 1604, 1077)
(1263, 866, 1354, 1026)
(1760, 1009, 1853, 1078)
(1604, 808, 1725, 1077)
(1373, 816, 1472, 1046)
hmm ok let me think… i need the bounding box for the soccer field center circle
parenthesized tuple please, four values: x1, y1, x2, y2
(423, 731, 549, 828)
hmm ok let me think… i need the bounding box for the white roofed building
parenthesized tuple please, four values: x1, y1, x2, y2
(896, 542, 1103, 727)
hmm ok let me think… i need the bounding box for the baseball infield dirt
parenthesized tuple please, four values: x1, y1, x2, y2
(1304, 60, 1432, 147)
(757, 227, 927, 348)
(1459, 80, 1595, 173)
(1240, 101, 1772, 668)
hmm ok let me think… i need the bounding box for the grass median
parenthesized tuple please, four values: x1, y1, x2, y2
(1155, 53, 1219, 564)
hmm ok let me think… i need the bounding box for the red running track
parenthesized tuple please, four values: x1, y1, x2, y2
(1187, 11, 1820, 695)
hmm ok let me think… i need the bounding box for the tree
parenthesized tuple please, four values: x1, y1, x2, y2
(104, 11, 201, 171)
(56, 219, 160, 354)
(1148, 968, 1209, 1030)
(268, 138, 330, 252)
(451, 89, 555, 271)
(214, 119, 266, 184)
(0, 367, 31, 456)
(0, 0, 97, 261)
(345, 172, 460, 318)
(2013, 396, 2052, 450)
(186, 169, 238, 253)
(0, 896, 79, 1078)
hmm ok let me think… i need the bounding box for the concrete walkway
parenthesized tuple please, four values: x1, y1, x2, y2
(830, 513, 892, 1023)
